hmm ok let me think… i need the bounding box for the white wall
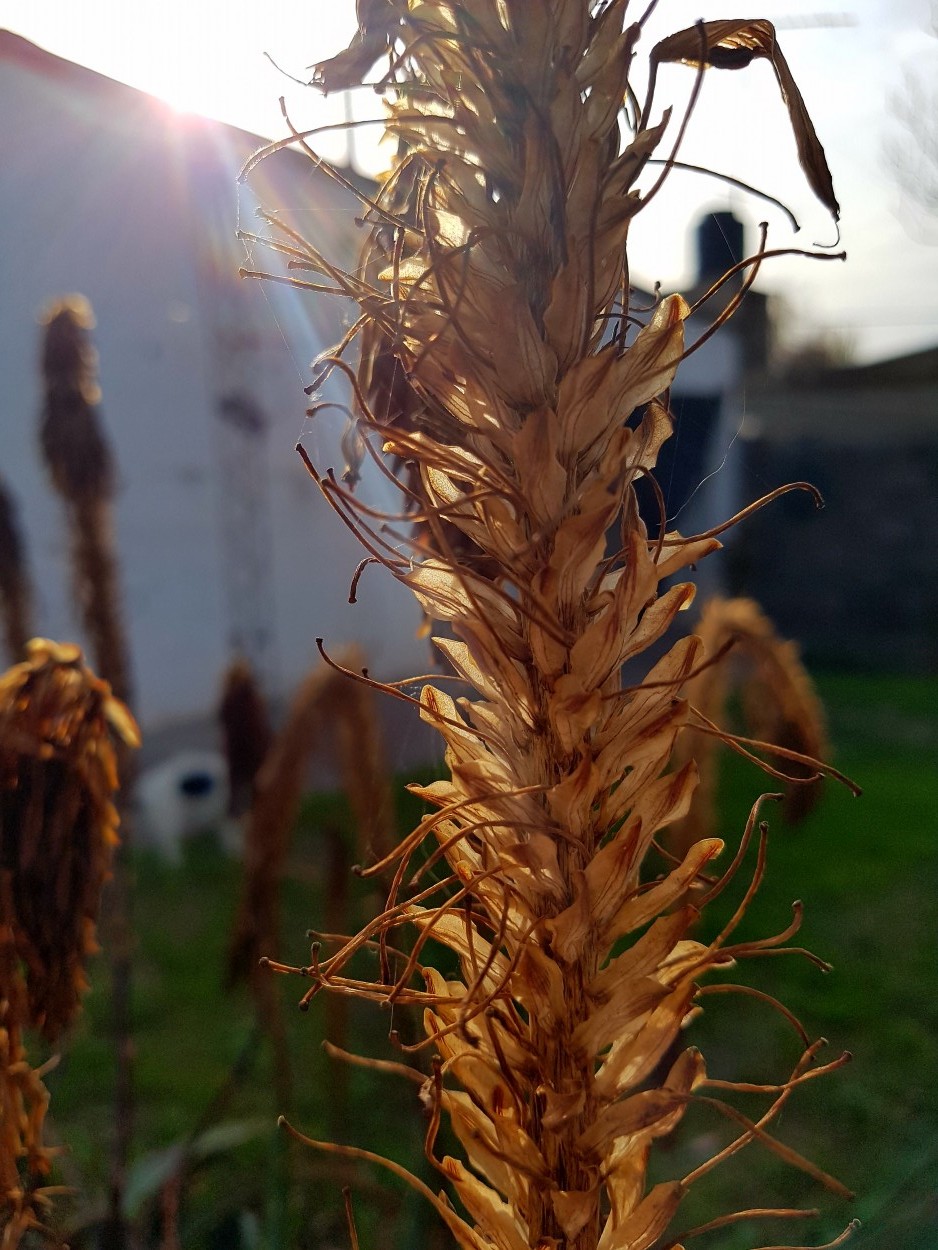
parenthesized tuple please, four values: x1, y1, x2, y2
(0, 48, 427, 727)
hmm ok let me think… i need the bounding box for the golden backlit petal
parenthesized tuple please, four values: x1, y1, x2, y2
(546, 755, 600, 836)
(487, 286, 560, 411)
(596, 982, 699, 1100)
(444, 1092, 525, 1207)
(103, 695, 141, 748)
(496, 835, 567, 902)
(597, 1180, 684, 1250)
(655, 536, 723, 581)
(572, 976, 668, 1059)
(603, 1137, 651, 1231)
(603, 839, 723, 947)
(405, 907, 511, 990)
(538, 1082, 587, 1131)
(578, 1088, 686, 1155)
(441, 1155, 530, 1250)
(584, 763, 699, 927)
(511, 408, 567, 528)
(619, 584, 698, 668)
(557, 296, 688, 460)
(551, 1188, 599, 1241)
(547, 673, 604, 757)
(590, 908, 697, 1005)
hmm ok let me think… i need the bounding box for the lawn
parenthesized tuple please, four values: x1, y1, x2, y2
(41, 669, 938, 1248)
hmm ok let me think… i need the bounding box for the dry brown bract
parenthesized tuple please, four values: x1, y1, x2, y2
(247, 3, 857, 1248)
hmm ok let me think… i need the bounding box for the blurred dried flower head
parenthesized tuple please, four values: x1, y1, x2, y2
(670, 596, 829, 857)
(38, 296, 111, 505)
(218, 656, 274, 819)
(0, 638, 138, 1041)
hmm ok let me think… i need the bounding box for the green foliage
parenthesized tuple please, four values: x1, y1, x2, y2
(666, 671, 938, 1249)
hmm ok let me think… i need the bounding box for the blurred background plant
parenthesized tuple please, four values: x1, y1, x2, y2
(0, 639, 138, 1247)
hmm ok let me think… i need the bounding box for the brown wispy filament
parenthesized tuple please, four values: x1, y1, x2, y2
(247, 4, 855, 1248)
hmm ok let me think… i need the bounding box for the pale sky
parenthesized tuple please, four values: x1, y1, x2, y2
(3, 0, 938, 363)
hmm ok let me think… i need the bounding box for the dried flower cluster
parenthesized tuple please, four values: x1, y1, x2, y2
(247, 3, 857, 1248)
(0, 639, 137, 1245)
(39, 297, 131, 706)
(219, 657, 274, 820)
(669, 596, 829, 860)
(0, 639, 138, 1041)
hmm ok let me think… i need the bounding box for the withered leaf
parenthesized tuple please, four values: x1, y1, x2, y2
(312, 0, 403, 94)
(651, 20, 840, 222)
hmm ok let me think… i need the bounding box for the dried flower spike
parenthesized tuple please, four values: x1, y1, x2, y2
(0, 638, 138, 1041)
(219, 656, 274, 820)
(670, 596, 829, 858)
(38, 296, 132, 705)
(250, 4, 856, 1248)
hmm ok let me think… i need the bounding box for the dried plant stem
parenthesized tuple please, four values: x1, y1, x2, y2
(218, 657, 274, 818)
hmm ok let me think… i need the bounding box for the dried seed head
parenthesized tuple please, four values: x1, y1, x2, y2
(218, 656, 274, 818)
(39, 296, 113, 504)
(227, 647, 391, 988)
(37, 297, 132, 705)
(671, 596, 829, 854)
(0, 639, 138, 1040)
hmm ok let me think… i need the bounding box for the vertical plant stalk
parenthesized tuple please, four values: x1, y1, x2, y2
(0, 639, 138, 1246)
(249, 5, 856, 1248)
(38, 297, 137, 1248)
(0, 931, 57, 1250)
(0, 479, 34, 665)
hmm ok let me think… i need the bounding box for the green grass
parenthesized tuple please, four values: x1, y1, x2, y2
(662, 671, 938, 1249)
(40, 672, 938, 1248)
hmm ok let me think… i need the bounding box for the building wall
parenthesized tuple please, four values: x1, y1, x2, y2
(0, 43, 427, 727)
(730, 438, 938, 671)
